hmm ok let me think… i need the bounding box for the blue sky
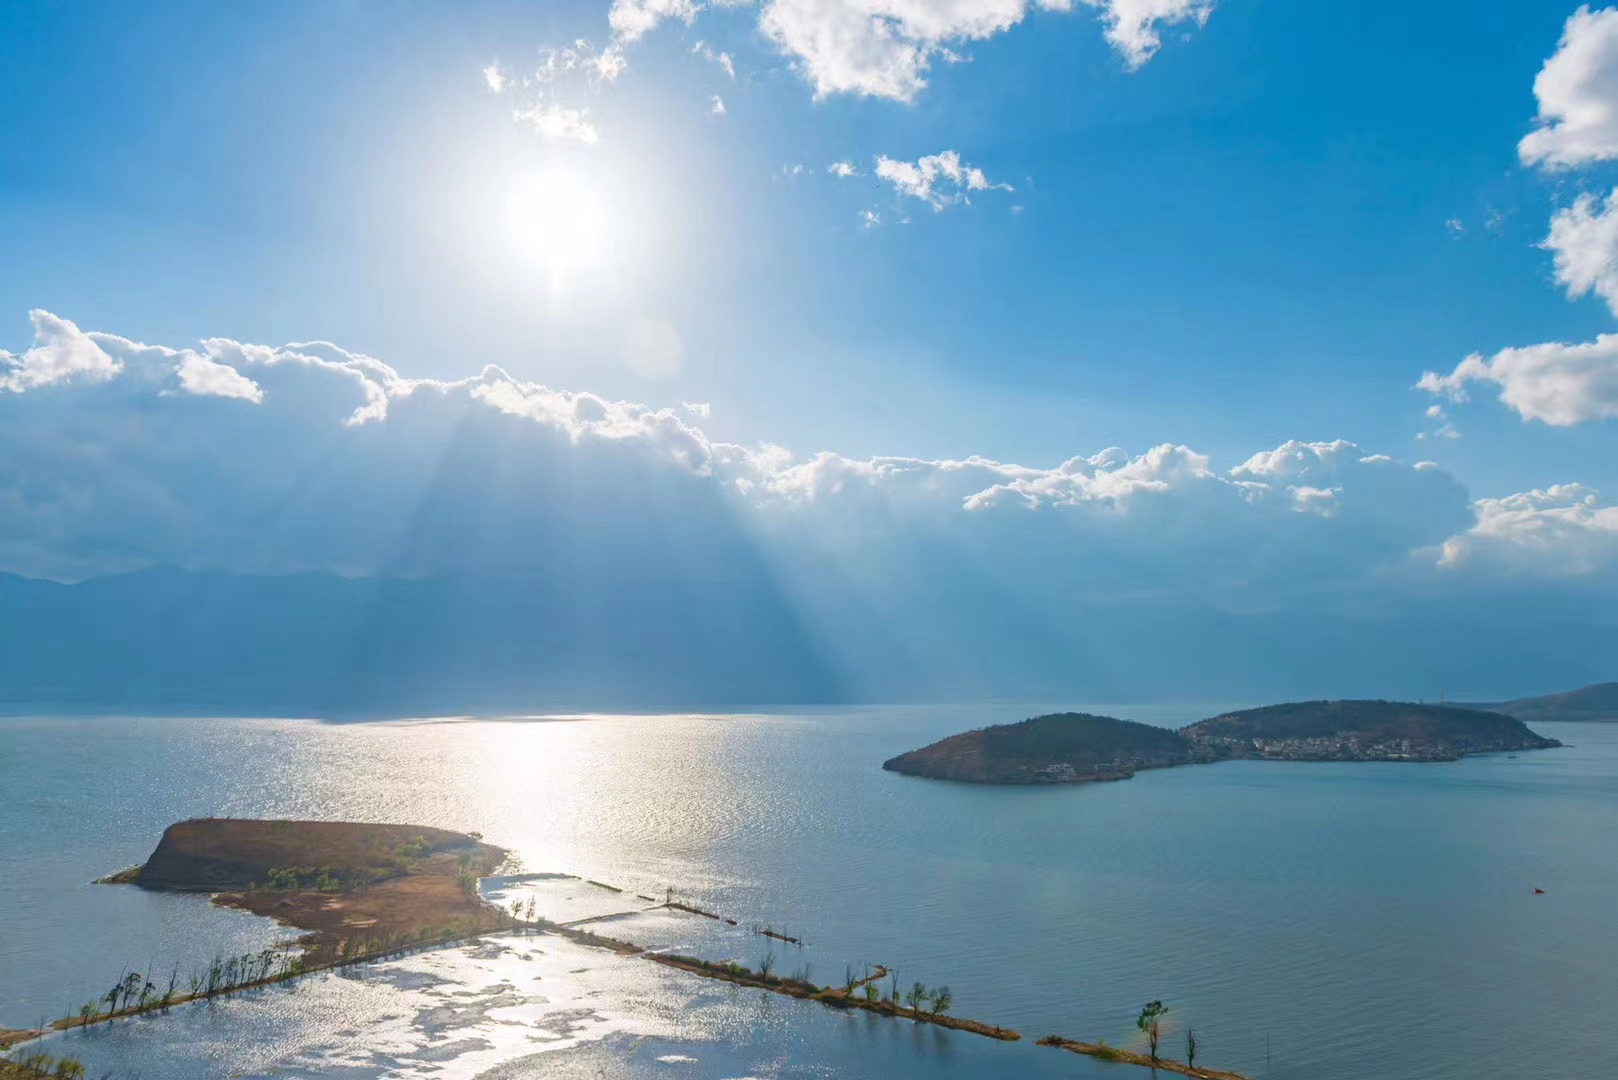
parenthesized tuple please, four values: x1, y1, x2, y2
(4, 0, 1618, 699)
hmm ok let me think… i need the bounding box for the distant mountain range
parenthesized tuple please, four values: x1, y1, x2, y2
(1, 566, 1614, 715)
(1483, 683, 1618, 723)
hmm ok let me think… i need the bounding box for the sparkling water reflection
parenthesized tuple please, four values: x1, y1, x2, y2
(3, 708, 1616, 1079)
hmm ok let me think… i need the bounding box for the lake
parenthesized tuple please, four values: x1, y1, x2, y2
(2, 707, 1614, 1079)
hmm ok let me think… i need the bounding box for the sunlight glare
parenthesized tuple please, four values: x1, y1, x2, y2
(504, 167, 611, 286)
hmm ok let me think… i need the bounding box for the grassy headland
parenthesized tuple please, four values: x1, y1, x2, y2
(110, 818, 510, 963)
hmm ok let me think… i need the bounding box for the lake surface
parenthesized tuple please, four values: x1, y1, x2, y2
(3, 707, 1615, 1079)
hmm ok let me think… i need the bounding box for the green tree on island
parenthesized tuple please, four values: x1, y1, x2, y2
(1186, 1026, 1198, 1069)
(929, 985, 952, 1017)
(1137, 1000, 1168, 1062)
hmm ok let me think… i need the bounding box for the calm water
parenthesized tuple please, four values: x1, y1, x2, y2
(2, 708, 1615, 1079)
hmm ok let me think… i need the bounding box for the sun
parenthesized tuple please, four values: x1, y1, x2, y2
(504, 167, 611, 284)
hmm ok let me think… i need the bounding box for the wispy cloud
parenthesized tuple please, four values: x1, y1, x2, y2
(693, 40, 737, 78)
(874, 150, 1012, 210)
(514, 102, 601, 145)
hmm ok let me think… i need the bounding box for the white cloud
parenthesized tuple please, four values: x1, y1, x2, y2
(1439, 484, 1618, 577)
(1445, 217, 1465, 237)
(174, 352, 265, 403)
(21, 310, 1618, 605)
(874, 149, 1011, 210)
(1519, 5, 1618, 169)
(758, 0, 1210, 102)
(531, 40, 628, 86)
(513, 102, 601, 145)
(1544, 187, 1618, 316)
(1084, 0, 1214, 70)
(488, 39, 623, 144)
(611, 0, 702, 42)
(1418, 334, 1618, 426)
(711, 94, 727, 114)
(0, 310, 121, 393)
(693, 40, 737, 78)
(858, 208, 882, 228)
(829, 160, 859, 178)
(593, 44, 630, 82)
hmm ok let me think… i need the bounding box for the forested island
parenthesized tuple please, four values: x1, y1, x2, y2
(883, 701, 1561, 784)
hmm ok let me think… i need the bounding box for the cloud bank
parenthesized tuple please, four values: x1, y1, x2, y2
(3, 310, 1608, 596)
(7, 310, 1617, 702)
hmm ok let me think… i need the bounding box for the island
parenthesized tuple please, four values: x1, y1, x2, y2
(102, 818, 510, 961)
(883, 700, 1561, 784)
(883, 712, 1207, 784)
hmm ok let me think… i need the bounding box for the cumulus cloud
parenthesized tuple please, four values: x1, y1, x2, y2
(711, 94, 727, 114)
(1544, 187, 1618, 316)
(759, 0, 1211, 102)
(1519, 5, 1618, 169)
(1418, 335, 1618, 426)
(0, 310, 121, 393)
(1439, 483, 1618, 578)
(874, 150, 1010, 210)
(7, 311, 1617, 604)
(483, 63, 508, 93)
(174, 352, 265, 403)
(829, 160, 858, 178)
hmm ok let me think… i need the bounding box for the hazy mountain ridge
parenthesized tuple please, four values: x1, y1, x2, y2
(3, 568, 1615, 714)
(1487, 683, 1618, 723)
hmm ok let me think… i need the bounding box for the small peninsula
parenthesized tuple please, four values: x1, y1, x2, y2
(104, 818, 510, 957)
(884, 701, 1561, 784)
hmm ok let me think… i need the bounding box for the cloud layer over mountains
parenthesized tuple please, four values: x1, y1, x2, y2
(4, 310, 1616, 705)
